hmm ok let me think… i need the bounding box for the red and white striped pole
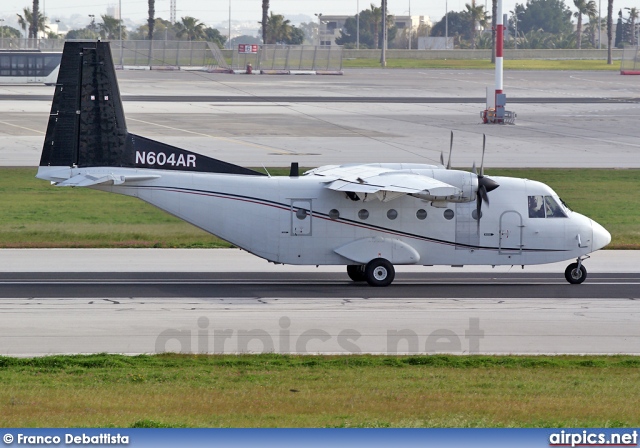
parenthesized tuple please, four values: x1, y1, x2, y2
(495, 0, 504, 112)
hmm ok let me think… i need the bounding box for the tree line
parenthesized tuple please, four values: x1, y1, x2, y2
(3, 0, 638, 57)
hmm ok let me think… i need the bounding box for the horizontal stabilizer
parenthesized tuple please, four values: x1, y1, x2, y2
(55, 173, 160, 187)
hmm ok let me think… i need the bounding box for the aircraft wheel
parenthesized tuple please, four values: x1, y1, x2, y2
(565, 262, 587, 284)
(347, 265, 367, 282)
(365, 258, 395, 287)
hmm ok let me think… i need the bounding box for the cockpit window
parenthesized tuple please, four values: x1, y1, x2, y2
(528, 195, 568, 218)
(544, 195, 567, 218)
(528, 195, 545, 218)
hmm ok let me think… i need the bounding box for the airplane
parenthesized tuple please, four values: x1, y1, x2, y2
(36, 41, 611, 287)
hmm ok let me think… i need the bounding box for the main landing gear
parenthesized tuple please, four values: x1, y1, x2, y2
(347, 258, 396, 287)
(565, 256, 588, 284)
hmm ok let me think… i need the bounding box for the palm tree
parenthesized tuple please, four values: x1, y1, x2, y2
(262, 0, 269, 43)
(100, 15, 126, 40)
(369, 3, 382, 50)
(465, 0, 488, 49)
(16, 9, 29, 37)
(606, 0, 613, 64)
(574, 0, 597, 49)
(264, 13, 293, 44)
(175, 16, 206, 41)
(30, 0, 39, 38)
(625, 7, 639, 46)
(584, 15, 605, 47)
(148, 0, 155, 40)
(17, 7, 47, 39)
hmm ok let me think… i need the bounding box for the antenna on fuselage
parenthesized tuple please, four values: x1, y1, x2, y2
(262, 165, 272, 178)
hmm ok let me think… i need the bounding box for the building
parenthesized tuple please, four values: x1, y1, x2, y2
(316, 14, 431, 47)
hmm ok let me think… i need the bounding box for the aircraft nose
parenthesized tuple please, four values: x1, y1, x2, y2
(591, 220, 611, 251)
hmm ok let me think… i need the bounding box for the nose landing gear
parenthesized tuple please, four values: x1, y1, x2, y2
(565, 256, 589, 284)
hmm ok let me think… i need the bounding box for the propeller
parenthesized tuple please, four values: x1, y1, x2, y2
(474, 134, 499, 233)
(440, 131, 454, 169)
(447, 131, 453, 170)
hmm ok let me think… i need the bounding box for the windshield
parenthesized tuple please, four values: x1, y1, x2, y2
(528, 195, 568, 218)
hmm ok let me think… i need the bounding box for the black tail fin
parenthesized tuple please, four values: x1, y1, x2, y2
(40, 40, 262, 176)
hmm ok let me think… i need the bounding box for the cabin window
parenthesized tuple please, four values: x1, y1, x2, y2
(528, 195, 567, 218)
(296, 208, 308, 220)
(444, 209, 454, 220)
(358, 209, 369, 220)
(416, 209, 427, 220)
(471, 209, 482, 220)
(387, 209, 398, 220)
(329, 209, 340, 220)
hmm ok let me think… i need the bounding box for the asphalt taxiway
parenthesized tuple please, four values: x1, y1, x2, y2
(1, 69, 640, 168)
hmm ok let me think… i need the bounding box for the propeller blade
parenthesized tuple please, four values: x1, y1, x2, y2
(446, 131, 453, 170)
(480, 134, 486, 177)
(478, 184, 489, 206)
(476, 191, 483, 233)
(440, 152, 444, 166)
(472, 161, 477, 176)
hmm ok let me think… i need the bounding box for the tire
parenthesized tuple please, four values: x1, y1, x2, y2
(347, 265, 367, 282)
(365, 258, 395, 287)
(565, 262, 587, 284)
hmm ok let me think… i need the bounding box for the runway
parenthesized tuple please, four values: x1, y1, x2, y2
(0, 249, 638, 356)
(0, 272, 638, 298)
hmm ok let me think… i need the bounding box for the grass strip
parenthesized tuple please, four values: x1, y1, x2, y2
(0, 354, 638, 428)
(342, 59, 621, 70)
(1, 168, 638, 249)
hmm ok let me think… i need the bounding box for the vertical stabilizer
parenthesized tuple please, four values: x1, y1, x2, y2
(40, 41, 127, 168)
(39, 40, 261, 176)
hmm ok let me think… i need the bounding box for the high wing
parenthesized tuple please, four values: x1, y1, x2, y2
(306, 163, 461, 202)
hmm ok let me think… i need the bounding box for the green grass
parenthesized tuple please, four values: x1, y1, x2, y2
(342, 58, 621, 70)
(0, 354, 638, 427)
(1, 167, 638, 249)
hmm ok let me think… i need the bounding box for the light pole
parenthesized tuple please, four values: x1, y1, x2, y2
(88, 15, 95, 32)
(408, 0, 411, 50)
(0, 19, 4, 50)
(598, 0, 601, 49)
(315, 13, 322, 46)
(356, 0, 359, 49)
(119, 0, 123, 66)
(445, 0, 449, 49)
(228, 0, 231, 49)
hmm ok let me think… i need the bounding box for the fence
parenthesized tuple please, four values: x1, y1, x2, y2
(110, 40, 229, 70)
(620, 45, 640, 75)
(0, 39, 230, 71)
(231, 45, 343, 73)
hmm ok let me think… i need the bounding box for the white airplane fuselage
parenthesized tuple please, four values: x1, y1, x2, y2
(37, 165, 609, 268)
